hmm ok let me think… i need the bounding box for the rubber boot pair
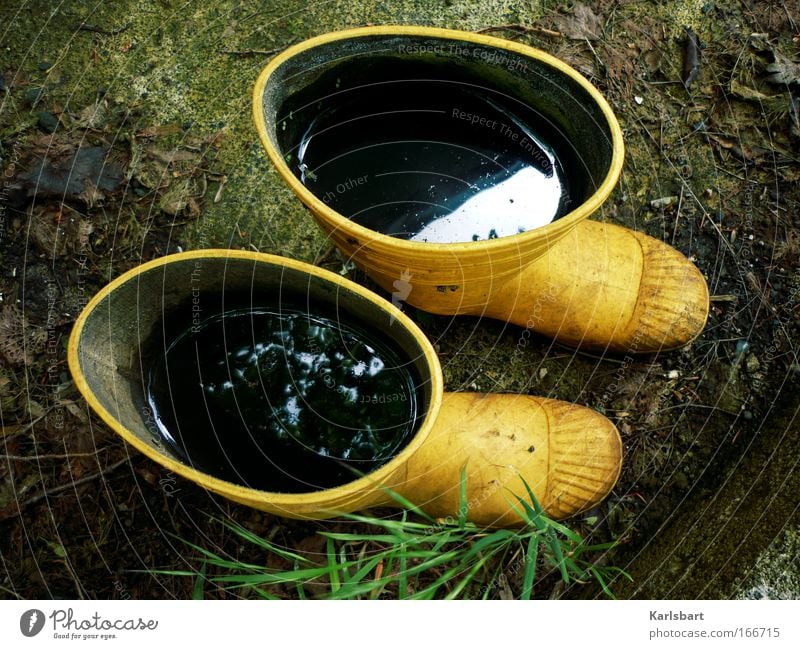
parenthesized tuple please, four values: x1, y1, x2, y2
(68, 27, 708, 528)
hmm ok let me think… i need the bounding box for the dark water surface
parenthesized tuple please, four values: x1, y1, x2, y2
(292, 80, 578, 242)
(146, 303, 421, 492)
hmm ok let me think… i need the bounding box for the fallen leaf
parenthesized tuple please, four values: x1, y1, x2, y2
(26, 399, 46, 419)
(682, 27, 703, 89)
(213, 175, 227, 203)
(765, 54, 800, 86)
(11, 138, 127, 206)
(133, 158, 170, 190)
(135, 124, 181, 139)
(707, 134, 736, 150)
(550, 41, 597, 78)
(0, 305, 46, 365)
(134, 466, 159, 487)
(1, 67, 27, 90)
(72, 102, 108, 129)
(644, 48, 663, 73)
(146, 146, 200, 166)
(497, 574, 514, 599)
(551, 3, 603, 41)
(28, 204, 93, 257)
(730, 79, 781, 102)
(1, 424, 24, 438)
(46, 540, 67, 559)
(62, 400, 89, 424)
(157, 175, 205, 216)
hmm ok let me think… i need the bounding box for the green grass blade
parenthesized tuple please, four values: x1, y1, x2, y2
(459, 529, 516, 559)
(593, 566, 633, 599)
(249, 585, 280, 600)
(321, 532, 411, 544)
(343, 552, 385, 587)
(520, 535, 539, 600)
(328, 570, 400, 600)
(295, 559, 307, 600)
(589, 566, 616, 599)
(546, 528, 570, 583)
(192, 561, 207, 600)
(208, 561, 343, 586)
(157, 472, 630, 602)
(544, 518, 584, 543)
(374, 487, 436, 522)
(326, 537, 341, 593)
(399, 544, 408, 598)
(442, 561, 487, 600)
(457, 465, 469, 527)
(440, 546, 505, 600)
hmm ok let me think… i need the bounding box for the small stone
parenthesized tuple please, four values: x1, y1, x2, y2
(634, 95, 644, 105)
(650, 195, 678, 209)
(27, 398, 46, 418)
(24, 86, 45, 106)
(37, 111, 59, 133)
(667, 369, 680, 380)
(38, 61, 53, 71)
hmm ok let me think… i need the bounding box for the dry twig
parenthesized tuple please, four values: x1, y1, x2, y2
(75, 21, 132, 36)
(476, 24, 563, 38)
(0, 457, 130, 521)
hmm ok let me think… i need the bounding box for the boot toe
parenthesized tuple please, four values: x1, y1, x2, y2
(619, 232, 709, 352)
(543, 399, 622, 520)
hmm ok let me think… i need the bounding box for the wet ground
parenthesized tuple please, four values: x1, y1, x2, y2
(1, 0, 798, 599)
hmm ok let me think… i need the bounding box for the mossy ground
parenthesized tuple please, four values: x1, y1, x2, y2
(1, 0, 798, 598)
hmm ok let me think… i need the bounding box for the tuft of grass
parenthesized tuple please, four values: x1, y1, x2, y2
(157, 470, 631, 600)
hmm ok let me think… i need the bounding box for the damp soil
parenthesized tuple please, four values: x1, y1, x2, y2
(609, 385, 800, 599)
(1, 0, 799, 599)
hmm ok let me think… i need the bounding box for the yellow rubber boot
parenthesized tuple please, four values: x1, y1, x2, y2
(481, 219, 709, 352)
(283, 216, 709, 353)
(253, 26, 711, 353)
(352, 218, 709, 353)
(68, 251, 622, 526)
(402, 393, 621, 527)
